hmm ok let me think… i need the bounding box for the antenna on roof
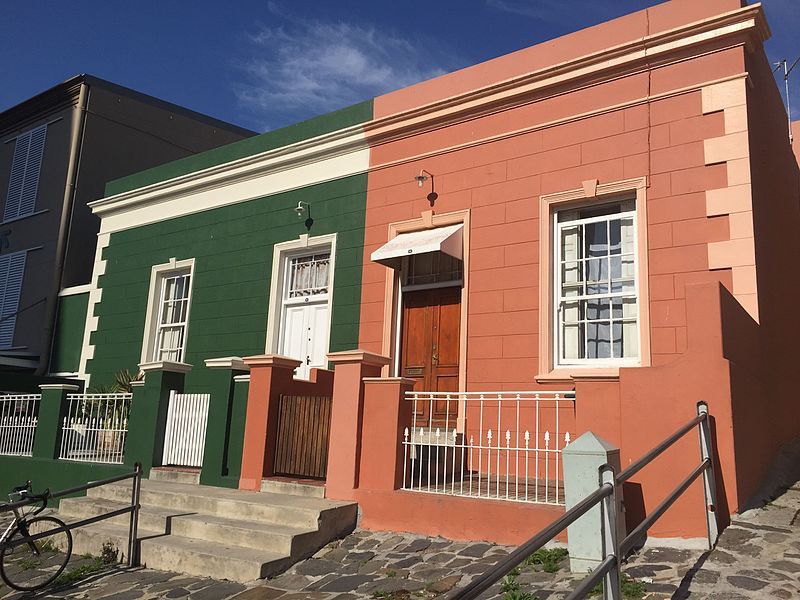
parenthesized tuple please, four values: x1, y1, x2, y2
(774, 57, 800, 143)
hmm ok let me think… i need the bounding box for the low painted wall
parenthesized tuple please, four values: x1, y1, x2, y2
(0, 455, 130, 506)
(356, 489, 567, 545)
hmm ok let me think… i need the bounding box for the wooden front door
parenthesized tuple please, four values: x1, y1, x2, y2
(400, 287, 461, 426)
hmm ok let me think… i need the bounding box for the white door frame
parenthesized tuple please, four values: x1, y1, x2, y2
(265, 233, 337, 378)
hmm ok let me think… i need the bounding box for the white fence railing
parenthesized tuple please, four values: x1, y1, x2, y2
(0, 395, 40, 456)
(59, 393, 132, 464)
(162, 391, 210, 468)
(402, 391, 574, 505)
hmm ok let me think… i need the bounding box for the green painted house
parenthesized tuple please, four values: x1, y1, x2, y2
(64, 100, 375, 392)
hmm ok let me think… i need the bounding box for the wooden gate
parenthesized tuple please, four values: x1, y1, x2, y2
(162, 391, 210, 467)
(273, 395, 332, 479)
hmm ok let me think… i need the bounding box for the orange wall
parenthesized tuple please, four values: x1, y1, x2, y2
(360, 45, 744, 390)
(348, 0, 800, 541)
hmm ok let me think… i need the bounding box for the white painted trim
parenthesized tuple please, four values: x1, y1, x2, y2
(204, 356, 249, 371)
(39, 383, 80, 391)
(58, 284, 91, 297)
(233, 374, 251, 383)
(139, 360, 193, 374)
(140, 258, 196, 365)
(92, 131, 369, 235)
(77, 232, 111, 383)
(264, 233, 337, 376)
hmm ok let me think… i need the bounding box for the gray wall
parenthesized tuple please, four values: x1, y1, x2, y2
(0, 80, 253, 368)
(63, 85, 253, 287)
(0, 106, 74, 355)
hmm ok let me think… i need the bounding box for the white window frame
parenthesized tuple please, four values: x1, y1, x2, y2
(553, 200, 641, 368)
(264, 233, 337, 368)
(140, 258, 195, 365)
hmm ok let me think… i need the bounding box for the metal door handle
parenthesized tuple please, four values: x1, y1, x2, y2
(432, 353, 439, 365)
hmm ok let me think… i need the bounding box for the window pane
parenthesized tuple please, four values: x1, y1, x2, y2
(288, 253, 330, 297)
(586, 322, 611, 359)
(555, 200, 639, 364)
(584, 221, 608, 258)
(560, 226, 581, 262)
(609, 219, 622, 255)
(153, 269, 191, 363)
(562, 321, 581, 360)
(585, 258, 608, 295)
(586, 299, 610, 320)
(561, 261, 581, 287)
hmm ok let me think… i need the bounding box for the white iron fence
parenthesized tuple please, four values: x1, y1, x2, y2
(162, 391, 210, 468)
(59, 393, 132, 464)
(402, 391, 574, 505)
(0, 394, 40, 456)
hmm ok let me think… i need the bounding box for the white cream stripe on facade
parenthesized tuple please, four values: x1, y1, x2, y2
(78, 232, 111, 381)
(702, 76, 759, 321)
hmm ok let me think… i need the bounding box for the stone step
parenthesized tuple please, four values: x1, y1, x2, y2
(70, 522, 290, 583)
(260, 479, 326, 498)
(148, 468, 201, 485)
(58, 496, 180, 533)
(62, 478, 358, 583)
(87, 479, 344, 529)
(169, 512, 317, 554)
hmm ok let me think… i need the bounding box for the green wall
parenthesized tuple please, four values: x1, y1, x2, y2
(0, 456, 130, 507)
(51, 292, 89, 374)
(105, 100, 373, 196)
(87, 174, 368, 392)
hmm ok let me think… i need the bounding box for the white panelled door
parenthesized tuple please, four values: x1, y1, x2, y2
(278, 252, 331, 379)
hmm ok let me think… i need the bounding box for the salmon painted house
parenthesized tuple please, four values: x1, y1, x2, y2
(35, 0, 800, 547)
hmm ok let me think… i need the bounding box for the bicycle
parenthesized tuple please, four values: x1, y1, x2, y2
(0, 481, 73, 592)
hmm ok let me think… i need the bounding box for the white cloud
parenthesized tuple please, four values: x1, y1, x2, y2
(234, 6, 456, 130)
(486, 0, 606, 23)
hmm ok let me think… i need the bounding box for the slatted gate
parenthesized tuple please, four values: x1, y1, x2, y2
(273, 395, 332, 479)
(162, 391, 210, 468)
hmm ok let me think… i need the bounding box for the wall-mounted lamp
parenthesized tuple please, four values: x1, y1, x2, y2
(294, 201, 309, 218)
(293, 201, 313, 230)
(414, 169, 438, 207)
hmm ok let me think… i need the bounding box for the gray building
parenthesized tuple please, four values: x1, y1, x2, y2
(0, 75, 254, 376)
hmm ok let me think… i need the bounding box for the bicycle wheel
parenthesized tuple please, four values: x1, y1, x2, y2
(0, 516, 73, 592)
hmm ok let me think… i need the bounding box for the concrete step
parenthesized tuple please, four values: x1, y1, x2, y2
(87, 479, 344, 529)
(260, 479, 326, 498)
(58, 496, 187, 533)
(62, 478, 358, 583)
(70, 522, 290, 582)
(148, 468, 200, 485)
(169, 512, 317, 554)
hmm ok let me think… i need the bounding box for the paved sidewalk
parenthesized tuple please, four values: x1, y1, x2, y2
(1, 484, 800, 599)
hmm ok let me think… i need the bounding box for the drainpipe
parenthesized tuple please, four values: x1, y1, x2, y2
(37, 81, 89, 375)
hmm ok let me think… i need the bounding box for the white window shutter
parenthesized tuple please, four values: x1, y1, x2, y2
(3, 125, 47, 222)
(0, 251, 27, 348)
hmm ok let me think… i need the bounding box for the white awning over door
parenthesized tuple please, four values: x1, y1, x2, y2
(370, 224, 463, 269)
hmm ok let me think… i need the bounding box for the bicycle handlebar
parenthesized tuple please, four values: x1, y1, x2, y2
(7, 482, 50, 515)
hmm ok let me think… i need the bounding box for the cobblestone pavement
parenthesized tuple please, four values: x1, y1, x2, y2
(1, 484, 800, 599)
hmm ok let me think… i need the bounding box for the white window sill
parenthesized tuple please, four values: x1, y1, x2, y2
(535, 368, 622, 384)
(0, 209, 49, 226)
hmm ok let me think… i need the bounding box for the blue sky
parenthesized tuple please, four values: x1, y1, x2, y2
(2, 1, 798, 132)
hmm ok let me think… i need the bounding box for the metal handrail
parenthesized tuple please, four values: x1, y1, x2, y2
(617, 413, 705, 483)
(448, 402, 719, 600)
(0, 463, 142, 567)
